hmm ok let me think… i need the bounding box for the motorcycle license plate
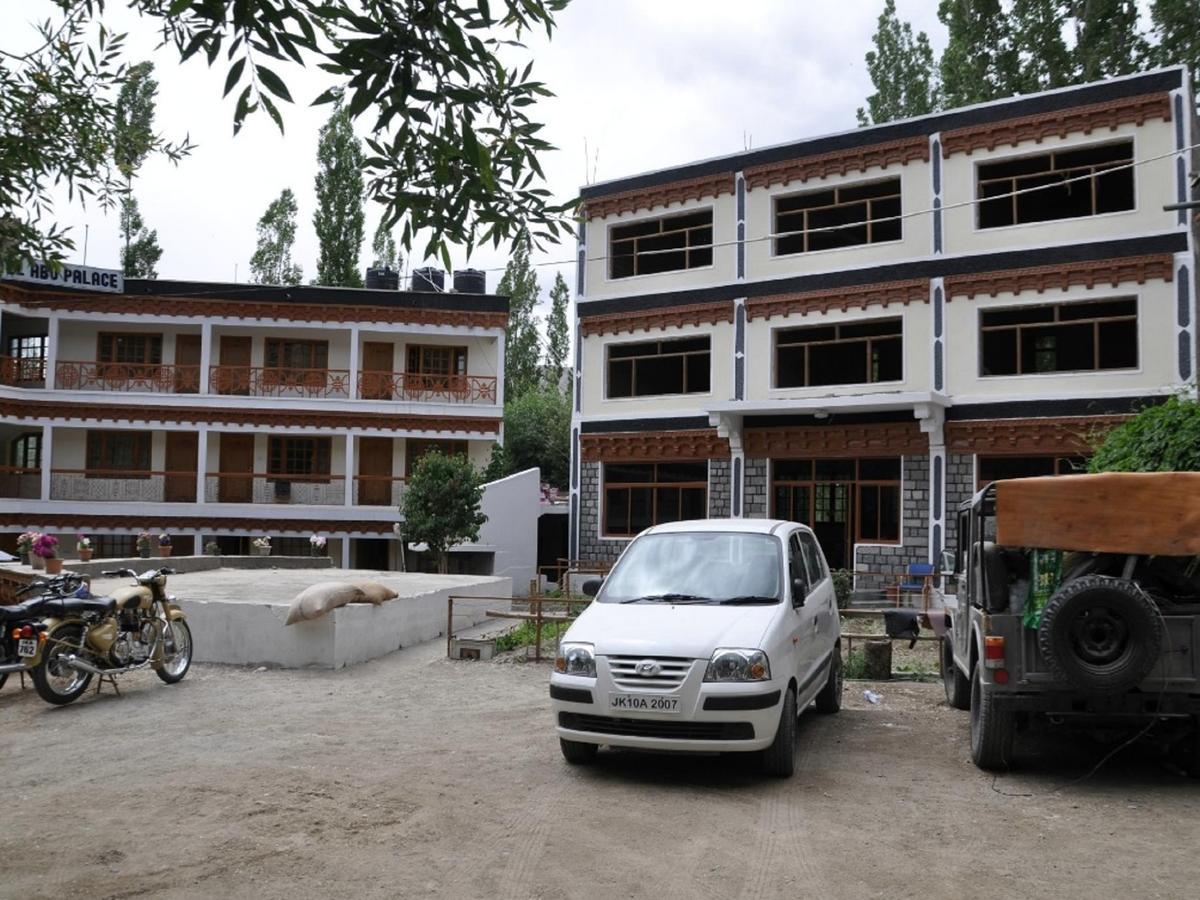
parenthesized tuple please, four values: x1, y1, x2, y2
(609, 693, 681, 714)
(17, 638, 37, 658)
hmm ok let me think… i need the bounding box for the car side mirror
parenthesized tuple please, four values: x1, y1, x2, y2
(791, 577, 808, 607)
(581, 577, 603, 598)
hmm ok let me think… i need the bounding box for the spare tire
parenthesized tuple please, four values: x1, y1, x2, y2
(1037, 575, 1163, 693)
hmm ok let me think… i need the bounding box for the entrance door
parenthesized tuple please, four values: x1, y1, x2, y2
(175, 334, 201, 393)
(164, 432, 198, 502)
(361, 342, 394, 400)
(358, 437, 393, 505)
(812, 482, 851, 570)
(217, 336, 252, 395)
(218, 433, 255, 502)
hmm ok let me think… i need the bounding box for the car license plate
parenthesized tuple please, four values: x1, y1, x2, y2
(17, 638, 37, 658)
(609, 693, 681, 714)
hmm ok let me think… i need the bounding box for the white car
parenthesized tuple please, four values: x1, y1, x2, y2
(551, 518, 842, 777)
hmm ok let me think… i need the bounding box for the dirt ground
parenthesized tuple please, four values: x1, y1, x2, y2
(3, 637, 1199, 900)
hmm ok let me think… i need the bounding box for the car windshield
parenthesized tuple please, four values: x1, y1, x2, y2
(598, 531, 782, 604)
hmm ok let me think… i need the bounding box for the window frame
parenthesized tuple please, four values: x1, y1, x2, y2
(264, 338, 329, 371)
(601, 461, 709, 538)
(977, 297, 1139, 378)
(85, 430, 152, 479)
(406, 344, 468, 378)
(6, 334, 48, 360)
(607, 208, 715, 281)
(9, 432, 41, 470)
(96, 332, 163, 366)
(770, 457, 902, 546)
(267, 436, 333, 483)
(772, 318, 904, 389)
(604, 334, 712, 400)
(771, 176, 903, 257)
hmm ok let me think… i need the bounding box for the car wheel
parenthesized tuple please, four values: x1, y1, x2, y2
(759, 688, 797, 777)
(969, 664, 1014, 771)
(559, 738, 598, 765)
(941, 638, 970, 711)
(815, 647, 843, 714)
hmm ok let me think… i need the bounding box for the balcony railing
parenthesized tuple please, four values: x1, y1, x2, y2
(55, 360, 201, 393)
(205, 472, 346, 505)
(357, 371, 498, 404)
(210, 366, 351, 398)
(0, 466, 40, 499)
(354, 475, 406, 507)
(0, 356, 46, 387)
(49, 469, 198, 503)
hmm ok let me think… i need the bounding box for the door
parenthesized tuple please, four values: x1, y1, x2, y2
(217, 336, 252, 395)
(787, 531, 823, 701)
(812, 482, 851, 570)
(361, 342, 394, 400)
(358, 437, 393, 506)
(218, 433, 254, 503)
(175, 334, 201, 393)
(798, 529, 836, 679)
(164, 432, 198, 502)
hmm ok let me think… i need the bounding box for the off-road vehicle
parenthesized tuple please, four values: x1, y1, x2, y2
(940, 472, 1200, 771)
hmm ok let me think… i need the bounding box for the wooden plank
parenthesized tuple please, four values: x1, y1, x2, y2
(995, 473, 1200, 556)
(840, 633, 939, 641)
(484, 610, 573, 623)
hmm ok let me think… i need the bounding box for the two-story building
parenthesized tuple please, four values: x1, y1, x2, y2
(569, 66, 1198, 576)
(0, 271, 506, 568)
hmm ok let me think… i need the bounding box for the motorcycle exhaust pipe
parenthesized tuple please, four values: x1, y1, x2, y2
(0, 661, 27, 674)
(62, 655, 152, 677)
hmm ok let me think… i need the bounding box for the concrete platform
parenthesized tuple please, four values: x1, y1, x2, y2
(88, 568, 512, 669)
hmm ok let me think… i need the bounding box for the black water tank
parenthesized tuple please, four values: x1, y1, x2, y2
(365, 266, 399, 290)
(411, 267, 444, 292)
(453, 268, 486, 294)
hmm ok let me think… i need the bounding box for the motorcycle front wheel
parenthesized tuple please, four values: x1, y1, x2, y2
(31, 625, 93, 706)
(156, 620, 193, 685)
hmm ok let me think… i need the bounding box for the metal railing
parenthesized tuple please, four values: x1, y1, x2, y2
(0, 466, 40, 499)
(209, 366, 352, 398)
(48, 469, 197, 503)
(353, 475, 406, 507)
(0, 355, 46, 387)
(55, 360, 201, 393)
(204, 472, 346, 505)
(357, 371, 498, 404)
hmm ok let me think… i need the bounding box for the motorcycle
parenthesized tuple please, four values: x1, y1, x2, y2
(0, 573, 86, 691)
(25, 567, 193, 706)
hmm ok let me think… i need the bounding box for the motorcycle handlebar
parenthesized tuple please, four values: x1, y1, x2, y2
(15, 573, 83, 597)
(100, 568, 136, 578)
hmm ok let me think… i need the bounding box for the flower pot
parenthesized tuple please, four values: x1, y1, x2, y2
(138, 548, 151, 559)
(158, 546, 172, 558)
(30, 554, 44, 570)
(78, 549, 93, 562)
(251, 546, 270, 557)
(18, 552, 29, 566)
(45, 557, 63, 575)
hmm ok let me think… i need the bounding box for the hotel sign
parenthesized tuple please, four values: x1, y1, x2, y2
(8, 262, 124, 293)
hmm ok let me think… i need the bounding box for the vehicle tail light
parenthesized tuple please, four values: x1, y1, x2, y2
(993, 668, 1010, 685)
(10, 628, 19, 641)
(19, 625, 33, 640)
(983, 635, 1005, 668)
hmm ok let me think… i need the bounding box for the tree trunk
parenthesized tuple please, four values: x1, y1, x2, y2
(437, 551, 449, 575)
(864, 639, 893, 680)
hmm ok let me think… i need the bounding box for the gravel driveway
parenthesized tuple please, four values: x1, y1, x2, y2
(2, 636, 1199, 899)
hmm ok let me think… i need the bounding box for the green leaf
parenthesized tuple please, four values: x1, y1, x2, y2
(255, 64, 294, 103)
(223, 58, 246, 98)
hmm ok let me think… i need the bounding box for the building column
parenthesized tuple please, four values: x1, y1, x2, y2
(199, 322, 213, 395)
(196, 428, 209, 503)
(711, 412, 744, 517)
(348, 325, 360, 400)
(916, 404, 947, 565)
(344, 433, 356, 507)
(341, 537, 352, 570)
(40, 424, 53, 500)
(45, 316, 59, 389)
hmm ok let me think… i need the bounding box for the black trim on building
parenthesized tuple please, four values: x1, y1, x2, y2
(744, 410, 916, 427)
(580, 69, 1182, 200)
(580, 416, 713, 433)
(947, 395, 1168, 420)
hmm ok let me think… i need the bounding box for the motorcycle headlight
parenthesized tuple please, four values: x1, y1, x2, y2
(704, 648, 771, 682)
(555, 642, 596, 678)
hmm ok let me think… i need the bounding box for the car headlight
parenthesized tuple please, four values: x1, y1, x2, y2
(704, 648, 771, 682)
(555, 642, 596, 678)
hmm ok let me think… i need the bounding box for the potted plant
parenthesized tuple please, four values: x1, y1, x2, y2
(136, 532, 152, 559)
(251, 536, 272, 557)
(204, 540, 221, 557)
(158, 533, 173, 558)
(26, 531, 44, 569)
(77, 535, 93, 562)
(33, 533, 61, 575)
(16, 531, 33, 566)
(309, 534, 327, 557)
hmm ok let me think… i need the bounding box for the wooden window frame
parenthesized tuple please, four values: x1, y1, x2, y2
(85, 430, 151, 478)
(7, 334, 47, 360)
(976, 141, 1134, 229)
(774, 318, 903, 388)
(609, 210, 714, 280)
(606, 336, 711, 399)
(601, 462, 708, 537)
(96, 332, 163, 365)
(264, 338, 329, 371)
(10, 432, 41, 470)
(405, 345, 468, 377)
(979, 299, 1137, 377)
(770, 458, 902, 546)
(773, 177, 902, 256)
(267, 436, 332, 482)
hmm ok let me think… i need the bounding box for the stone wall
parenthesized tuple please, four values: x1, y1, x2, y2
(744, 458, 769, 517)
(945, 453, 976, 554)
(708, 458, 731, 518)
(577, 460, 629, 566)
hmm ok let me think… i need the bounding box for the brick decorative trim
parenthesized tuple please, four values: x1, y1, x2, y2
(580, 429, 730, 462)
(944, 254, 1174, 300)
(0, 283, 507, 329)
(744, 136, 930, 191)
(0, 513, 395, 534)
(0, 398, 499, 433)
(580, 300, 735, 337)
(746, 278, 929, 321)
(745, 422, 926, 457)
(582, 173, 736, 221)
(946, 416, 1130, 454)
(941, 92, 1171, 157)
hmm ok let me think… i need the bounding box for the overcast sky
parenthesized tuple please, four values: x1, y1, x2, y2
(5, 1, 949, 315)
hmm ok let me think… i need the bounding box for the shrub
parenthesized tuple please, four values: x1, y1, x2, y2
(831, 568, 853, 609)
(1089, 395, 1200, 473)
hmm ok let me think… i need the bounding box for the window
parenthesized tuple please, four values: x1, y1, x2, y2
(85, 431, 151, 476)
(264, 339, 328, 370)
(92, 534, 137, 559)
(609, 210, 713, 279)
(775, 319, 902, 388)
(10, 433, 40, 470)
(978, 455, 1085, 488)
(603, 462, 708, 537)
(977, 141, 1134, 229)
(267, 437, 332, 480)
(607, 336, 711, 398)
(797, 531, 827, 586)
(772, 458, 901, 544)
(97, 333, 162, 365)
(405, 439, 468, 476)
(406, 345, 467, 377)
(980, 299, 1137, 376)
(774, 178, 901, 255)
(7, 335, 47, 360)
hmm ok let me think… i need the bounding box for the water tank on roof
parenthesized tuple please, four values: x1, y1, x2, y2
(453, 268, 486, 294)
(411, 267, 445, 292)
(365, 266, 399, 290)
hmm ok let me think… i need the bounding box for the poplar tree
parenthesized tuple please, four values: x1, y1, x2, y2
(1149, 0, 1200, 77)
(113, 62, 163, 276)
(119, 197, 162, 278)
(250, 189, 303, 286)
(313, 105, 366, 287)
(857, 0, 939, 126)
(938, 0, 1019, 107)
(544, 271, 570, 390)
(371, 220, 399, 270)
(1071, 0, 1147, 82)
(497, 233, 541, 402)
(1009, 0, 1074, 93)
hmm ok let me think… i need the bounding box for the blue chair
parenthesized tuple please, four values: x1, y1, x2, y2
(898, 562, 936, 608)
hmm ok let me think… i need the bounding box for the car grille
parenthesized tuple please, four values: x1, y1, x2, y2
(604, 655, 693, 690)
(559, 713, 754, 741)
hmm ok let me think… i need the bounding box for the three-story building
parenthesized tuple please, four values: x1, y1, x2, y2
(569, 67, 1198, 575)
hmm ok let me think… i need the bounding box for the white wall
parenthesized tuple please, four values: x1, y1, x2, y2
(475, 467, 541, 595)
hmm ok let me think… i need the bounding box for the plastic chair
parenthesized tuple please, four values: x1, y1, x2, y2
(897, 562, 936, 609)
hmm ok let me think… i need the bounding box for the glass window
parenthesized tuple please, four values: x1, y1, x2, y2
(264, 339, 329, 370)
(85, 431, 151, 477)
(598, 531, 782, 603)
(602, 462, 708, 536)
(406, 345, 468, 377)
(980, 299, 1137, 376)
(268, 437, 332, 480)
(776, 319, 902, 388)
(774, 178, 901, 255)
(97, 333, 162, 365)
(610, 210, 713, 279)
(607, 336, 711, 398)
(798, 531, 827, 586)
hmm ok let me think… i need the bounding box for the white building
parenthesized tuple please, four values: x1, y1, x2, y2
(569, 67, 1198, 575)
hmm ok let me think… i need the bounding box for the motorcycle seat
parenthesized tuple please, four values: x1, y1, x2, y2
(0, 597, 48, 623)
(54, 596, 118, 616)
